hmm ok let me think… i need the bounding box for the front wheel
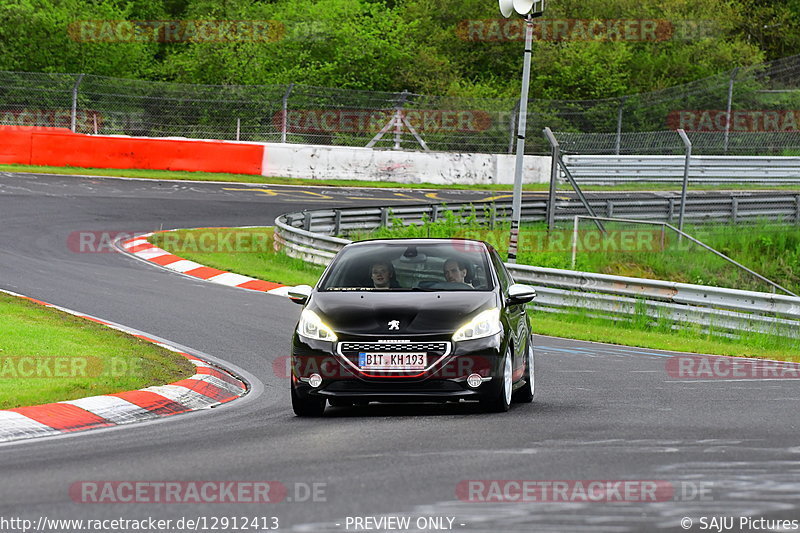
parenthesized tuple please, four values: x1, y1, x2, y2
(512, 337, 534, 404)
(481, 348, 512, 413)
(291, 383, 326, 417)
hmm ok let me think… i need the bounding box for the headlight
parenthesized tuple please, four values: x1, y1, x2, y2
(452, 308, 502, 342)
(297, 309, 338, 342)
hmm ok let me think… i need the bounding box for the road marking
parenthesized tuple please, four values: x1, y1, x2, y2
(222, 187, 334, 199)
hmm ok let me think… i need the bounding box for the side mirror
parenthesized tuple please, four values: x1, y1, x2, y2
(288, 285, 313, 305)
(507, 283, 537, 305)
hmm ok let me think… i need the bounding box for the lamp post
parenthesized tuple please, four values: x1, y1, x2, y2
(500, 0, 545, 263)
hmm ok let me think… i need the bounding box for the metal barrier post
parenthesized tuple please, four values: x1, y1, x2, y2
(796, 195, 800, 225)
(677, 129, 692, 237)
(543, 127, 559, 232)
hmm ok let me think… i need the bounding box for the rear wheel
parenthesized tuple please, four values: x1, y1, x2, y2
(291, 383, 326, 417)
(512, 337, 534, 403)
(481, 348, 512, 413)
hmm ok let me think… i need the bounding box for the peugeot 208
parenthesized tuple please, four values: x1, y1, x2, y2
(287, 239, 537, 416)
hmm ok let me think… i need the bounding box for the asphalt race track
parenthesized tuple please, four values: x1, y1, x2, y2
(1, 171, 799, 533)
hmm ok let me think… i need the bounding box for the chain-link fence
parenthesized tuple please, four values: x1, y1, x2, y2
(1, 53, 799, 154)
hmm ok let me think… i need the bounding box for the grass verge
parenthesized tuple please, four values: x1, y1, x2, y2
(0, 292, 196, 410)
(148, 226, 800, 361)
(530, 310, 800, 362)
(3, 163, 799, 192)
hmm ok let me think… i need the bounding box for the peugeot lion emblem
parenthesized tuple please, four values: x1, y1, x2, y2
(388, 320, 400, 330)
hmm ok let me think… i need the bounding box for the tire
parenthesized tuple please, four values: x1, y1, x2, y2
(291, 383, 326, 417)
(512, 337, 534, 404)
(481, 347, 512, 413)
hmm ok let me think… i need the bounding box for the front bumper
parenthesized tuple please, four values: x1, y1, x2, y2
(291, 333, 503, 401)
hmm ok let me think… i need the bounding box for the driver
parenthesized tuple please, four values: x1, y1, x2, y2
(443, 258, 472, 286)
(370, 261, 399, 289)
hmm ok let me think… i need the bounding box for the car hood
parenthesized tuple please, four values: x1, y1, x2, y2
(308, 291, 499, 337)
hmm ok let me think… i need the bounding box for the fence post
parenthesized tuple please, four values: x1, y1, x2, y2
(70, 73, 85, 133)
(606, 199, 614, 218)
(281, 83, 295, 143)
(731, 197, 739, 224)
(723, 67, 739, 153)
(676, 129, 692, 238)
(395, 90, 410, 151)
(303, 211, 312, 231)
(236, 118, 241, 141)
(615, 96, 627, 155)
(380, 207, 389, 228)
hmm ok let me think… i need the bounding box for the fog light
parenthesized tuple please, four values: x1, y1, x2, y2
(309, 373, 323, 388)
(467, 374, 483, 388)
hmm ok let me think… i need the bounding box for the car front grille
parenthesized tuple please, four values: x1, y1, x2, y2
(337, 341, 451, 375)
(339, 342, 450, 354)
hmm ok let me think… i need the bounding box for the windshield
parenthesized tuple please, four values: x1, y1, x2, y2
(318, 242, 495, 292)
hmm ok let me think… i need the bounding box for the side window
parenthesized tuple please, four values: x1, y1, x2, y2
(489, 249, 511, 291)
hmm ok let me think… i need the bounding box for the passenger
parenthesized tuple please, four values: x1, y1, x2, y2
(443, 258, 473, 287)
(369, 261, 399, 289)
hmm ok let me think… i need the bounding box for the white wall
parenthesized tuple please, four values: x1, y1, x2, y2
(261, 143, 551, 185)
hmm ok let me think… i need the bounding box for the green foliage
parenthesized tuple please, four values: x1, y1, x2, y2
(0, 0, 161, 76)
(161, 0, 420, 90)
(0, 0, 794, 98)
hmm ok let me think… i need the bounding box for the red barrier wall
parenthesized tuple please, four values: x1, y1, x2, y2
(0, 126, 263, 175)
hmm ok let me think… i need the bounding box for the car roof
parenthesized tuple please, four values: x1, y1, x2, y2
(344, 238, 491, 250)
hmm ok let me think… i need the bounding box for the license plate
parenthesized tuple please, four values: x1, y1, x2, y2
(358, 352, 427, 370)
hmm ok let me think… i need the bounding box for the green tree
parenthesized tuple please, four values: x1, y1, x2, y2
(0, 0, 161, 76)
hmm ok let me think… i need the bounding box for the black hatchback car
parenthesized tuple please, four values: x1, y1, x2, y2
(287, 239, 537, 416)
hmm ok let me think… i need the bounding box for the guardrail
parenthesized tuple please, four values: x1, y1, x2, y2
(274, 202, 800, 338)
(563, 155, 800, 185)
(276, 194, 800, 240)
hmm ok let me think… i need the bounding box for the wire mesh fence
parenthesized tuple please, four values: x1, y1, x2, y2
(1, 53, 799, 154)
